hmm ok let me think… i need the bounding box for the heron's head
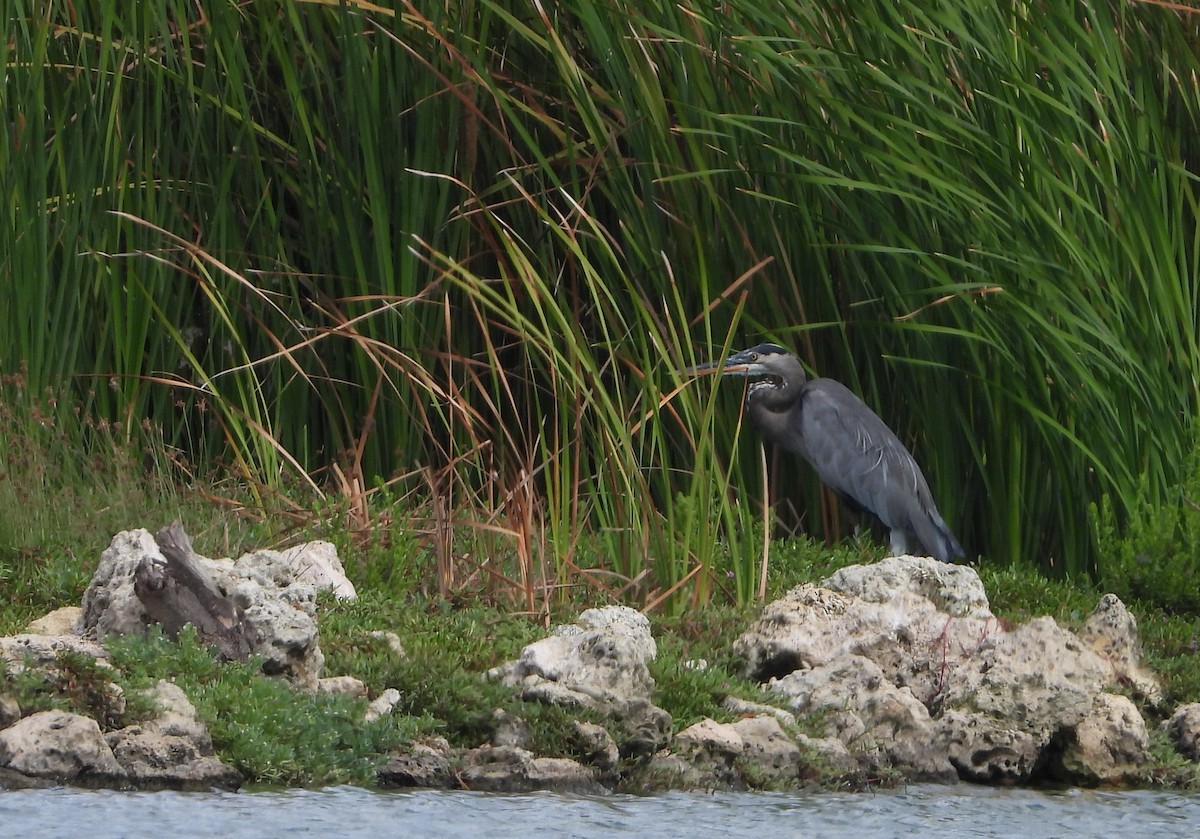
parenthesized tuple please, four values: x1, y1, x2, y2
(684, 344, 805, 392)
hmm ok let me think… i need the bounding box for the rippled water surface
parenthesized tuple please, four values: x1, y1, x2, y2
(4, 784, 1200, 838)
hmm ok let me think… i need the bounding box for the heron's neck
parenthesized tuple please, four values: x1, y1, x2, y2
(746, 381, 806, 454)
(747, 379, 799, 412)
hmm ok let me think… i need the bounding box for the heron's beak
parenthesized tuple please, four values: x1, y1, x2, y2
(682, 349, 756, 377)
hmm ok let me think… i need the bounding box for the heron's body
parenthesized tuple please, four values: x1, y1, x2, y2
(689, 344, 964, 563)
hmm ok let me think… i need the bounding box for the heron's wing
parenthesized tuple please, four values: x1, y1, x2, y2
(781, 379, 962, 561)
(796, 380, 930, 522)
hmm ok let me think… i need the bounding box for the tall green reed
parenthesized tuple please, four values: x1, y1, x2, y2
(4, 0, 1199, 607)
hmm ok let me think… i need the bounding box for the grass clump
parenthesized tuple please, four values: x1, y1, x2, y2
(1094, 448, 1200, 617)
(1131, 608, 1200, 721)
(649, 604, 778, 731)
(977, 562, 1099, 629)
(107, 626, 410, 787)
(319, 591, 593, 755)
(762, 536, 882, 600)
(8, 650, 152, 731)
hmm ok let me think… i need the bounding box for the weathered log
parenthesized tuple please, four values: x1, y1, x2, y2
(133, 521, 255, 661)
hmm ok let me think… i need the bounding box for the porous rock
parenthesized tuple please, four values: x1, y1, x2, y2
(730, 715, 801, 784)
(0, 633, 112, 676)
(0, 710, 127, 786)
(768, 654, 956, 782)
(491, 709, 533, 749)
(1050, 693, 1151, 786)
(105, 680, 241, 790)
(1079, 594, 1163, 706)
(377, 738, 456, 789)
(228, 576, 324, 690)
(0, 694, 19, 729)
(24, 606, 83, 636)
(365, 630, 407, 658)
(794, 732, 861, 780)
(676, 719, 741, 764)
(573, 721, 621, 771)
(80, 529, 351, 690)
(823, 555, 993, 618)
(364, 688, 401, 723)
(648, 718, 745, 790)
(648, 714, 828, 789)
(1163, 703, 1200, 762)
(489, 605, 656, 703)
(731, 585, 853, 681)
(318, 675, 368, 697)
(0, 766, 56, 789)
(457, 745, 604, 794)
(609, 697, 674, 758)
(936, 708, 1041, 782)
(0, 634, 125, 724)
(936, 617, 1110, 783)
(82, 529, 164, 638)
(235, 541, 357, 601)
(488, 605, 672, 757)
(734, 557, 1154, 787)
(733, 581, 999, 706)
(721, 695, 796, 727)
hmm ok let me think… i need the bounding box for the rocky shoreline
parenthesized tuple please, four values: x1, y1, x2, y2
(2, 530, 1199, 793)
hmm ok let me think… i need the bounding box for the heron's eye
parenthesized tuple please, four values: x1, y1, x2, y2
(749, 353, 758, 361)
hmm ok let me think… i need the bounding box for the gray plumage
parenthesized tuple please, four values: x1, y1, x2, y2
(687, 343, 964, 563)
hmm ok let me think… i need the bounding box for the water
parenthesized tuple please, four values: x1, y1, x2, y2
(3, 784, 1199, 838)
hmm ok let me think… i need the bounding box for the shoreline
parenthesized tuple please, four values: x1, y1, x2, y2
(2, 532, 1197, 794)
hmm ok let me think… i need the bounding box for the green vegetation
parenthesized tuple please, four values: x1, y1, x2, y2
(109, 627, 411, 786)
(1092, 453, 1200, 708)
(317, 591, 590, 755)
(1095, 460, 1200, 617)
(8, 649, 153, 731)
(1145, 728, 1200, 789)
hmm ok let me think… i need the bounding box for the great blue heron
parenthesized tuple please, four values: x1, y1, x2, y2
(687, 343, 965, 563)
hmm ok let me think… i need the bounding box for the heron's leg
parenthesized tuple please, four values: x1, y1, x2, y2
(888, 529, 909, 557)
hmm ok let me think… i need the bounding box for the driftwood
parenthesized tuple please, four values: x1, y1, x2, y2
(133, 521, 255, 661)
